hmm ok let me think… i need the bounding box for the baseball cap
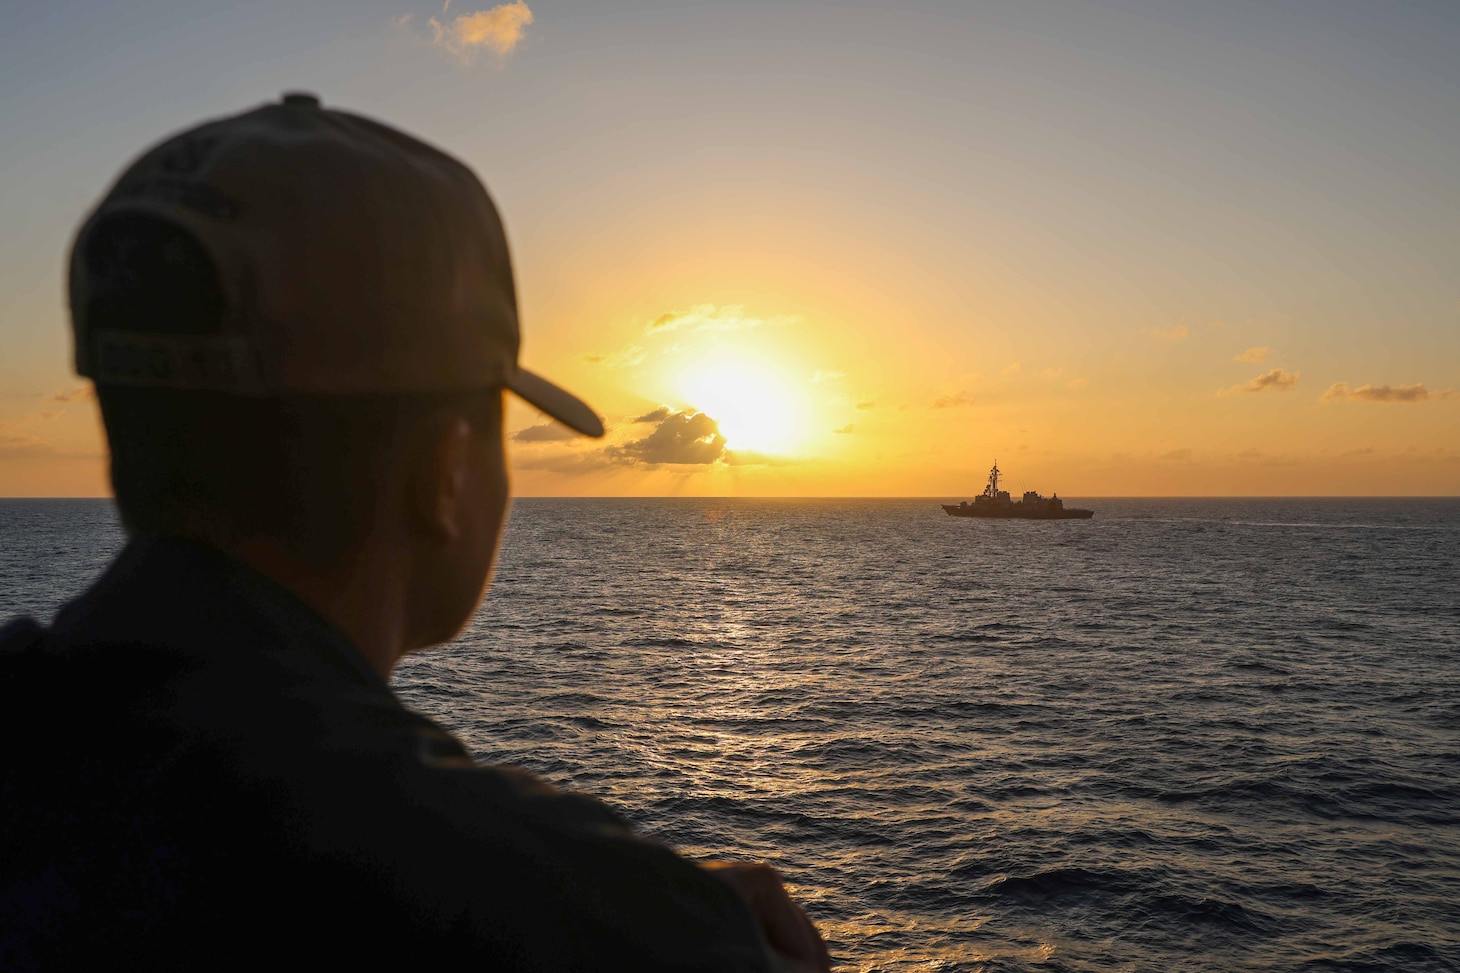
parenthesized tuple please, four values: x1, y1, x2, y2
(69, 92, 604, 438)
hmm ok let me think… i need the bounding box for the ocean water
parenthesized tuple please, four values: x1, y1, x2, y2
(3, 497, 1458, 972)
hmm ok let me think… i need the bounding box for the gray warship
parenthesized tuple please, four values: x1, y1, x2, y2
(942, 461, 1094, 520)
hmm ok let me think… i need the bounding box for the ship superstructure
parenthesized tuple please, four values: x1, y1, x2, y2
(942, 461, 1094, 520)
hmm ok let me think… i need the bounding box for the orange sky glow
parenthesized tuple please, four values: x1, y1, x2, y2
(3, 2, 1457, 497)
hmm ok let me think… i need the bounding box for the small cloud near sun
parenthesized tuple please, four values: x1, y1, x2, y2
(855, 400, 876, 411)
(585, 345, 647, 368)
(1234, 346, 1271, 363)
(644, 304, 797, 336)
(932, 390, 974, 409)
(511, 421, 582, 443)
(1220, 369, 1299, 396)
(1321, 381, 1447, 404)
(834, 424, 855, 434)
(426, 0, 533, 61)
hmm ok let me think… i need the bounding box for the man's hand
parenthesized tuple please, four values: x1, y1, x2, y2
(701, 861, 833, 973)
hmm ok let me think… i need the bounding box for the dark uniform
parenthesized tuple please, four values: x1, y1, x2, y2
(0, 536, 774, 970)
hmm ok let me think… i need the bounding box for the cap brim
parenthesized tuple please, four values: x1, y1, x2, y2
(505, 367, 605, 438)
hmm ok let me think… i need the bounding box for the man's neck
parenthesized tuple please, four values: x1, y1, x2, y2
(229, 536, 411, 680)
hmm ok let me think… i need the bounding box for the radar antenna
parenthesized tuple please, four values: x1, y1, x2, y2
(983, 460, 1001, 498)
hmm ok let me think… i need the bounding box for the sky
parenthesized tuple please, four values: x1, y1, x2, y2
(2, 0, 1457, 497)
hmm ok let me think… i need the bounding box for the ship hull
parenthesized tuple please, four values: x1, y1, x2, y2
(941, 504, 1094, 520)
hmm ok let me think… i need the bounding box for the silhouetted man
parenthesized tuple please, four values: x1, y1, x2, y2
(0, 93, 829, 972)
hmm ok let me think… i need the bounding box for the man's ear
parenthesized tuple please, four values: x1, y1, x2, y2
(410, 415, 476, 542)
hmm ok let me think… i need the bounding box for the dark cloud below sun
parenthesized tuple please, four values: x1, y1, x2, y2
(609, 410, 726, 465)
(511, 421, 582, 443)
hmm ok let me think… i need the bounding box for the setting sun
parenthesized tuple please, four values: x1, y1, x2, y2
(677, 359, 806, 455)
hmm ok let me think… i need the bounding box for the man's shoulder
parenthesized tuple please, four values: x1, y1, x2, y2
(0, 615, 44, 652)
(243, 688, 770, 967)
(0, 612, 772, 971)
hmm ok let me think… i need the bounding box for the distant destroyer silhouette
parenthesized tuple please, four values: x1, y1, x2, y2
(942, 461, 1094, 520)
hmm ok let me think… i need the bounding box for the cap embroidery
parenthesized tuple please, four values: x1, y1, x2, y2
(91, 331, 264, 393)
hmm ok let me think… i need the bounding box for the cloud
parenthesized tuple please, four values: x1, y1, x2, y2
(1160, 448, 1193, 461)
(1066, 378, 1089, 390)
(1221, 368, 1299, 395)
(428, 1, 533, 60)
(1321, 381, 1447, 403)
(1233, 448, 1308, 467)
(1151, 326, 1188, 340)
(833, 424, 854, 434)
(51, 385, 94, 403)
(855, 400, 876, 411)
(608, 410, 726, 465)
(932, 389, 974, 409)
(511, 421, 582, 443)
(1234, 346, 1271, 363)
(643, 304, 796, 335)
(517, 409, 730, 470)
(584, 344, 646, 369)
(1002, 362, 1022, 377)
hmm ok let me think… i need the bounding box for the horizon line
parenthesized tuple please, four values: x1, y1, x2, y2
(3, 495, 1459, 502)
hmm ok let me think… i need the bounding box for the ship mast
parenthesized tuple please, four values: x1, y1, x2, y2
(984, 460, 1000, 498)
